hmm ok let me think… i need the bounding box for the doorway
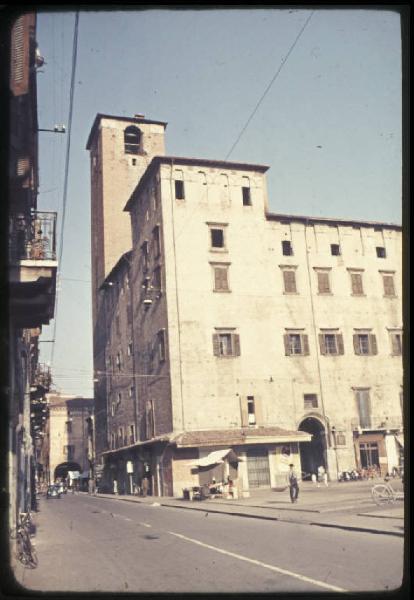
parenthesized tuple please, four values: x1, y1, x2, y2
(298, 418, 327, 479)
(246, 447, 270, 488)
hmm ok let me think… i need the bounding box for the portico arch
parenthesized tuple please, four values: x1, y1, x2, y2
(54, 461, 81, 481)
(298, 417, 327, 479)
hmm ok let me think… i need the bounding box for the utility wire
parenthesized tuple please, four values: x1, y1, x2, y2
(50, 11, 79, 366)
(225, 10, 315, 160)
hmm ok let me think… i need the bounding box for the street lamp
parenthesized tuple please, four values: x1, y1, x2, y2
(37, 124, 66, 133)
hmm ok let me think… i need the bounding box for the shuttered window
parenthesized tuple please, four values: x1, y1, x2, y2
(353, 333, 377, 356)
(283, 270, 297, 294)
(284, 333, 310, 356)
(319, 333, 344, 356)
(390, 332, 402, 356)
(212, 332, 241, 357)
(350, 272, 364, 295)
(213, 265, 229, 292)
(304, 394, 318, 409)
(382, 274, 396, 297)
(355, 389, 371, 428)
(317, 271, 331, 294)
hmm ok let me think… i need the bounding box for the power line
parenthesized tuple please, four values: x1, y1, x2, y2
(225, 10, 315, 160)
(50, 11, 79, 366)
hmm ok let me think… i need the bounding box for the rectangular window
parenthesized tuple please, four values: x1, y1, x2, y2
(175, 180, 185, 200)
(129, 424, 135, 445)
(213, 264, 230, 292)
(153, 225, 161, 257)
(66, 420, 72, 433)
(304, 394, 318, 409)
(146, 400, 155, 439)
(335, 432, 346, 446)
(376, 246, 386, 258)
(319, 332, 344, 356)
(350, 272, 364, 295)
(359, 442, 379, 468)
(141, 240, 149, 272)
(153, 266, 162, 290)
(127, 342, 133, 356)
(116, 352, 122, 370)
(119, 427, 124, 446)
(331, 244, 341, 256)
(382, 273, 396, 297)
(282, 240, 293, 256)
(157, 329, 166, 362)
(353, 333, 377, 356)
(355, 389, 372, 428)
(117, 392, 122, 405)
(242, 187, 252, 206)
(211, 228, 225, 249)
(129, 386, 134, 399)
(247, 396, 256, 425)
(316, 270, 331, 294)
(282, 269, 297, 294)
(111, 402, 116, 417)
(284, 332, 310, 356)
(389, 331, 402, 356)
(212, 331, 241, 357)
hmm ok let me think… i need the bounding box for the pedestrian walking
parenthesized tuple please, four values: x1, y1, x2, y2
(317, 465, 325, 487)
(323, 471, 329, 487)
(287, 464, 299, 503)
(311, 473, 317, 486)
(113, 479, 118, 495)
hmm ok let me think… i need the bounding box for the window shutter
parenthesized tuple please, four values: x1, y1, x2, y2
(233, 334, 241, 356)
(283, 335, 290, 356)
(284, 271, 296, 293)
(391, 334, 401, 355)
(319, 334, 326, 355)
(353, 335, 360, 355)
(240, 397, 249, 427)
(383, 275, 395, 296)
(351, 273, 363, 295)
(337, 334, 344, 355)
(212, 334, 220, 356)
(369, 334, 378, 355)
(215, 267, 228, 291)
(302, 335, 310, 355)
(254, 397, 263, 426)
(317, 272, 329, 293)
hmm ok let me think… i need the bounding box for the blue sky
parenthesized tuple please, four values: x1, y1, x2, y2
(35, 8, 402, 396)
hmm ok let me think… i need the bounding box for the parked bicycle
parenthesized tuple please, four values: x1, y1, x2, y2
(11, 512, 38, 568)
(371, 478, 404, 506)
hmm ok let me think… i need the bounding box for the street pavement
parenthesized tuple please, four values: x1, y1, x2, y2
(8, 478, 406, 595)
(97, 478, 406, 537)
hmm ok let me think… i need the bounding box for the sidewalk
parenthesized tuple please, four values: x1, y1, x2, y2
(93, 479, 405, 537)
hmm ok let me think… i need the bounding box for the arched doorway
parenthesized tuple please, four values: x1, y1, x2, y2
(298, 417, 327, 480)
(54, 461, 81, 481)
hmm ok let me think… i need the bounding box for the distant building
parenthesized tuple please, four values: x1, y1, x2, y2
(88, 114, 403, 497)
(46, 394, 94, 483)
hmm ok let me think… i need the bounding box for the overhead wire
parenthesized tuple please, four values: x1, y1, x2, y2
(225, 10, 315, 160)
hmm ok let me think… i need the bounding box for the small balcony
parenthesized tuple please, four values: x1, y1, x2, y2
(9, 211, 58, 327)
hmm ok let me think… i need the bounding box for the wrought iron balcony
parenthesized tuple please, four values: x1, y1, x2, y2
(9, 210, 57, 262)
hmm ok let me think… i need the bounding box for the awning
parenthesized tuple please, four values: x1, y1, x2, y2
(395, 435, 404, 448)
(192, 448, 241, 468)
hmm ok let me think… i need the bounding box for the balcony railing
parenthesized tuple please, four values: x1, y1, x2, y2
(9, 211, 57, 262)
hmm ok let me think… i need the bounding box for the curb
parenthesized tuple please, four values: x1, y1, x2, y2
(90, 494, 404, 538)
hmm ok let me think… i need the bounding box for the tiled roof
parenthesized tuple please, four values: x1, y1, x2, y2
(172, 427, 311, 448)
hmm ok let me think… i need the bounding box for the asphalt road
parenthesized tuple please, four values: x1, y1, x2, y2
(13, 493, 404, 594)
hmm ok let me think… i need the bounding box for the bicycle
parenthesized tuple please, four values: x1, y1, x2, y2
(11, 512, 38, 568)
(371, 478, 404, 506)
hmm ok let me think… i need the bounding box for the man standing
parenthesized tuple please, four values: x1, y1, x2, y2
(288, 463, 299, 503)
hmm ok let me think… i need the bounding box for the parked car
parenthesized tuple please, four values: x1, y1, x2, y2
(56, 481, 67, 494)
(46, 484, 61, 499)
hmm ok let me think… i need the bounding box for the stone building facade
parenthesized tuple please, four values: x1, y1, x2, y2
(88, 114, 403, 497)
(46, 394, 94, 484)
